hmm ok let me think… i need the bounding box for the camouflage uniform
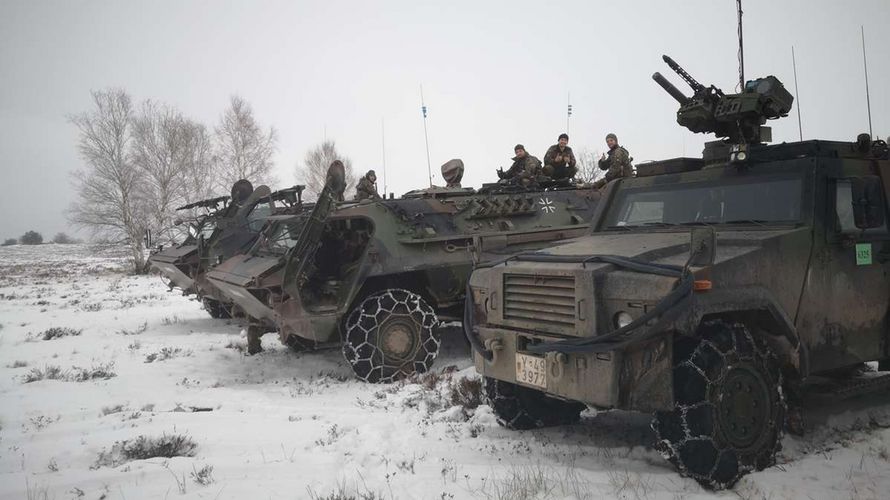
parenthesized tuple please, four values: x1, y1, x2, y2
(504, 154, 542, 186)
(542, 145, 577, 180)
(355, 171, 382, 201)
(595, 146, 633, 188)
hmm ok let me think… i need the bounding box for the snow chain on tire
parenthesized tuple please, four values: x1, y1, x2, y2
(342, 289, 440, 383)
(652, 319, 785, 490)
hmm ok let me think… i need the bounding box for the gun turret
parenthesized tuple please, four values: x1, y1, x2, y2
(653, 54, 793, 145)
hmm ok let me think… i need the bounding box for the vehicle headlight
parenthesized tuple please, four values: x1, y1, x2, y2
(614, 311, 633, 329)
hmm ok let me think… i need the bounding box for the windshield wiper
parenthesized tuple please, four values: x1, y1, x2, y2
(722, 219, 771, 228)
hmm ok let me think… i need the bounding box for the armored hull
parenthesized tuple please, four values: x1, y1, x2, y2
(208, 184, 601, 380)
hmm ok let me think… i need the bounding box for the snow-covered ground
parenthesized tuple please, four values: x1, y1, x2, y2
(1, 244, 890, 500)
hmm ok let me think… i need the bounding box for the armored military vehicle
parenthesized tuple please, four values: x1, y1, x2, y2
(207, 162, 600, 382)
(148, 181, 307, 318)
(464, 55, 890, 488)
(147, 194, 230, 296)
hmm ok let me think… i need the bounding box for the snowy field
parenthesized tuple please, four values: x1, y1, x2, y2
(1, 244, 890, 500)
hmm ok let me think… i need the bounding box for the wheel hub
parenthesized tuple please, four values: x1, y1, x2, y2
(716, 365, 771, 450)
(378, 318, 418, 362)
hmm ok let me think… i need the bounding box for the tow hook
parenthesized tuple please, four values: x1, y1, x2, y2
(484, 338, 503, 363)
(546, 352, 568, 381)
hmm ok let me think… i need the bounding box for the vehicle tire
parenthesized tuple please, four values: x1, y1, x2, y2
(483, 377, 584, 430)
(342, 289, 440, 383)
(652, 320, 785, 490)
(283, 333, 314, 353)
(202, 298, 231, 319)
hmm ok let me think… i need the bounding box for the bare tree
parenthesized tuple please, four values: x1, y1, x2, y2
(68, 89, 147, 272)
(295, 140, 358, 200)
(213, 96, 277, 191)
(575, 148, 606, 185)
(131, 101, 214, 244)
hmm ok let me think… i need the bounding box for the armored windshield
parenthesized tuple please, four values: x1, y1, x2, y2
(604, 176, 803, 228)
(266, 220, 303, 254)
(199, 220, 216, 239)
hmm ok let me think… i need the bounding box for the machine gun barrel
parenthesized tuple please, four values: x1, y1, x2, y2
(662, 54, 705, 93)
(652, 72, 689, 105)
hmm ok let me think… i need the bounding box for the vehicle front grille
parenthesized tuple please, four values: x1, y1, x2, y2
(503, 274, 575, 330)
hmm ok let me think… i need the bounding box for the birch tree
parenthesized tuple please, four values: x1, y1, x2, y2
(213, 95, 277, 191)
(68, 89, 148, 272)
(295, 140, 358, 200)
(131, 101, 214, 244)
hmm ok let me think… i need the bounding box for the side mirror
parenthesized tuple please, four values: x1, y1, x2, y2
(851, 176, 886, 229)
(689, 226, 716, 267)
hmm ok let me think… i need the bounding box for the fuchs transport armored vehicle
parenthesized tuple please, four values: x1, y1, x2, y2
(149, 181, 307, 318)
(207, 162, 600, 382)
(147, 194, 230, 295)
(464, 55, 890, 488)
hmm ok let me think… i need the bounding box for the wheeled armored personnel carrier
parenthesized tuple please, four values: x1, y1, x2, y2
(148, 181, 307, 318)
(147, 194, 230, 296)
(207, 162, 600, 382)
(464, 55, 890, 488)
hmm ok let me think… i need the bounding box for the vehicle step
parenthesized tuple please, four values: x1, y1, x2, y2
(805, 372, 890, 401)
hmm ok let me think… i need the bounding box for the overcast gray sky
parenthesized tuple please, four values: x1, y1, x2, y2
(1, 0, 888, 240)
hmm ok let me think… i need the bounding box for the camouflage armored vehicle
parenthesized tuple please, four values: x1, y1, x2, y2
(464, 55, 890, 488)
(147, 194, 230, 296)
(207, 162, 600, 382)
(149, 181, 307, 318)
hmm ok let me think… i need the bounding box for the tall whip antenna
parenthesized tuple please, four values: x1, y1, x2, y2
(861, 26, 873, 138)
(420, 85, 433, 187)
(736, 0, 745, 90)
(566, 92, 572, 134)
(381, 118, 387, 196)
(792, 46, 803, 141)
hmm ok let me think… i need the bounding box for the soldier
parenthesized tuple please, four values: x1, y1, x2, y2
(543, 133, 577, 181)
(594, 133, 633, 189)
(355, 169, 382, 201)
(498, 144, 541, 186)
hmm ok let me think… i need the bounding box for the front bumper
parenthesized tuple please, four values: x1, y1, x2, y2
(150, 261, 195, 293)
(474, 326, 674, 412)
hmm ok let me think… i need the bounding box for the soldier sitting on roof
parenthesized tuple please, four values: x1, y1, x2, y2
(593, 133, 633, 189)
(542, 133, 577, 181)
(497, 144, 541, 187)
(355, 170, 382, 201)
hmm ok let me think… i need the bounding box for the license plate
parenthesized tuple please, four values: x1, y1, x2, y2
(515, 353, 547, 389)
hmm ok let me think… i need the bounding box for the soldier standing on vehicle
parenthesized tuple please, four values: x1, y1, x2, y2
(594, 133, 633, 189)
(498, 144, 541, 186)
(355, 170, 382, 201)
(543, 133, 577, 181)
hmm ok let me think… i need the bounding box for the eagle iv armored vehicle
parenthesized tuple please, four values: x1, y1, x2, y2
(464, 55, 890, 488)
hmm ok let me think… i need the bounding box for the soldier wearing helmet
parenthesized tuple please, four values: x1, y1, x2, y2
(594, 133, 633, 189)
(355, 169, 382, 201)
(498, 144, 541, 187)
(543, 133, 577, 181)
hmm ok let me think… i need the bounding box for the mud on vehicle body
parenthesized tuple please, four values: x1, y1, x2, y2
(148, 181, 307, 319)
(207, 167, 600, 381)
(465, 56, 890, 488)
